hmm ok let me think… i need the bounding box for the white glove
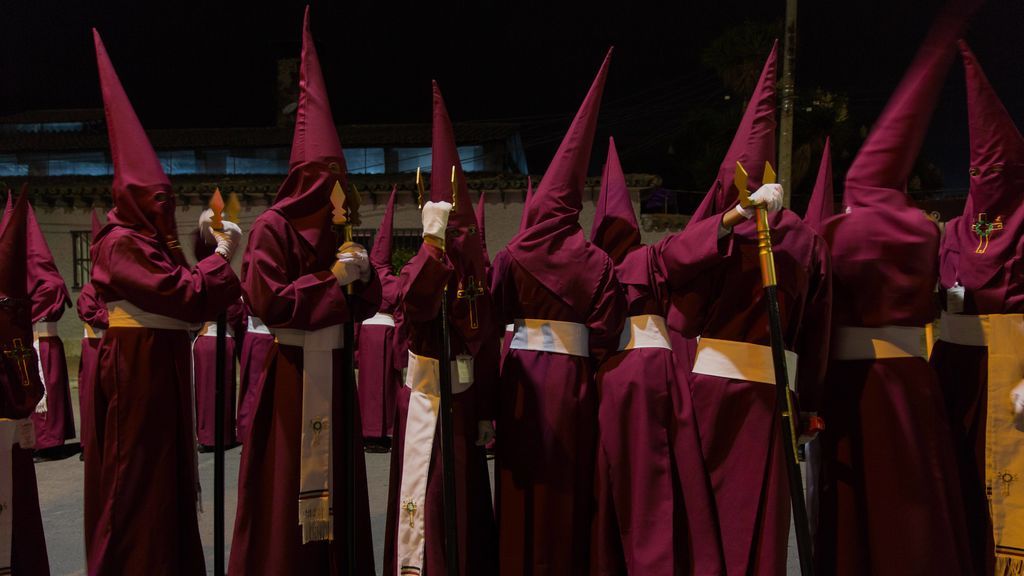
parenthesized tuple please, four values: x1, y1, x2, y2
(1011, 381, 1024, 415)
(736, 183, 784, 219)
(476, 420, 495, 446)
(422, 201, 452, 246)
(332, 242, 369, 286)
(198, 209, 242, 260)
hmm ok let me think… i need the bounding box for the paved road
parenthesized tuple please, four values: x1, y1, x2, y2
(35, 384, 800, 575)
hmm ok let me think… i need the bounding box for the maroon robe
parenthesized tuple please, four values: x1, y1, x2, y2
(235, 300, 273, 443)
(229, 209, 381, 576)
(25, 202, 75, 451)
(673, 211, 831, 575)
(86, 225, 240, 575)
(357, 265, 402, 440)
(594, 215, 731, 575)
(193, 298, 244, 448)
(382, 243, 498, 575)
(76, 282, 107, 459)
(931, 40, 1024, 576)
(0, 192, 50, 576)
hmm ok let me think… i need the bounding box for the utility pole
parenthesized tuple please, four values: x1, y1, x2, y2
(779, 0, 798, 206)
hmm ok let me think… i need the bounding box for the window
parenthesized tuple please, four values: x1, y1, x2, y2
(71, 231, 92, 290)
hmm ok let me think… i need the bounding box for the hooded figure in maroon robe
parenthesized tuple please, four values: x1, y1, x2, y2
(76, 209, 107, 460)
(22, 196, 75, 453)
(85, 30, 243, 576)
(814, 10, 973, 575)
(229, 8, 380, 575)
(191, 230, 245, 450)
(590, 135, 782, 574)
(931, 40, 1024, 575)
(382, 80, 499, 576)
(499, 176, 533, 371)
(490, 49, 626, 575)
(0, 193, 50, 576)
(357, 186, 403, 443)
(669, 42, 832, 575)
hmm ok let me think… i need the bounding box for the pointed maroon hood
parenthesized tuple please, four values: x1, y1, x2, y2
(518, 176, 533, 232)
(475, 192, 490, 263)
(93, 29, 182, 253)
(0, 192, 45, 416)
(270, 6, 349, 250)
(843, 8, 967, 211)
(591, 137, 641, 264)
(803, 138, 834, 233)
(371, 186, 397, 271)
(945, 40, 1024, 292)
(506, 49, 614, 316)
(24, 194, 71, 322)
(431, 81, 493, 350)
(689, 41, 778, 225)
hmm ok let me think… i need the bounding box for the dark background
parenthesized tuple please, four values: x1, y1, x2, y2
(1, 0, 1022, 198)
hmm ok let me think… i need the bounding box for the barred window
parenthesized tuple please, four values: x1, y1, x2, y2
(71, 231, 91, 289)
(352, 227, 423, 272)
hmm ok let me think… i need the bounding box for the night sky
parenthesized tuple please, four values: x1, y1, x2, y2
(2, 0, 1023, 191)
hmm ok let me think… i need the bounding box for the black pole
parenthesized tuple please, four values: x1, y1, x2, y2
(343, 317, 356, 574)
(765, 285, 815, 576)
(438, 288, 460, 576)
(214, 312, 227, 576)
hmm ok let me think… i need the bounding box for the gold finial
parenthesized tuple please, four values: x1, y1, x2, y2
(450, 165, 458, 211)
(209, 187, 225, 231)
(415, 167, 425, 210)
(225, 191, 241, 223)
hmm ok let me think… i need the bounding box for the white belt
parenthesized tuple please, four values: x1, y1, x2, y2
(269, 324, 345, 544)
(247, 316, 271, 335)
(0, 418, 34, 576)
(83, 325, 106, 340)
(32, 322, 59, 339)
(505, 323, 514, 333)
(361, 312, 395, 328)
(832, 325, 928, 360)
(509, 318, 589, 357)
(937, 311, 1011, 347)
(396, 350, 473, 572)
(106, 300, 196, 331)
(692, 337, 798, 390)
(198, 322, 234, 339)
(617, 314, 672, 351)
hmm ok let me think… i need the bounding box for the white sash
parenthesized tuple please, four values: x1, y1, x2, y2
(692, 337, 798, 390)
(83, 325, 106, 340)
(197, 322, 234, 339)
(938, 312, 1024, 568)
(107, 300, 196, 331)
(362, 312, 396, 328)
(617, 314, 672, 351)
(31, 322, 58, 339)
(0, 418, 33, 576)
(31, 322, 57, 415)
(508, 318, 590, 357)
(832, 325, 928, 360)
(273, 325, 345, 544)
(246, 316, 270, 335)
(396, 350, 473, 575)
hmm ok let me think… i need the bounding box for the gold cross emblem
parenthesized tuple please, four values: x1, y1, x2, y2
(456, 275, 486, 329)
(2, 337, 34, 388)
(999, 471, 1018, 497)
(310, 418, 327, 446)
(402, 499, 417, 528)
(971, 213, 1003, 254)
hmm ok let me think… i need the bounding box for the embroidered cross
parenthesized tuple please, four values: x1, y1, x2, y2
(402, 499, 417, 528)
(999, 471, 1018, 497)
(456, 275, 486, 329)
(972, 213, 1003, 254)
(310, 418, 327, 446)
(2, 338, 34, 388)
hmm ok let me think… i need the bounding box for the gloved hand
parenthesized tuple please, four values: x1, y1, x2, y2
(1011, 380, 1024, 415)
(331, 241, 369, 286)
(476, 420, 495, 446)
(198, 208, 242, 261)
(421, 201, 452, 248)
(736, 183, 784, 219)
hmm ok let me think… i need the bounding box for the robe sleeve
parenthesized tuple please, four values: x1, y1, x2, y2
(654, 214, 734, 290)
(399, 243, 453, 323)
(244, 218, 380, 330)
(76, 283, 109, 329)
(488, 249, 517, 327)
(104, 233, 240, 322)
(587, 259, 627, 365)
(794, 235, 832, 413)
